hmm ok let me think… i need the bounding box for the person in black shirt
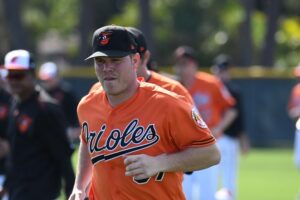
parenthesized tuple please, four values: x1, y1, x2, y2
(0, 49, 75, 200)
(38, 62, 80, 146)
(211, 54, 250, 200)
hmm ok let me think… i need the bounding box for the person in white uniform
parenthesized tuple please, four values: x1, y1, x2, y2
(211, 54, 250, 200)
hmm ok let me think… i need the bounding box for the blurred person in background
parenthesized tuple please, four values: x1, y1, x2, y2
(38, 62, 80, 146)
(288, 64, 300, 170)
(174, 46, 237, 200)
(0, 49, 75, 200)
(0, 66, 10, 200)
(211, 54, 250, 200)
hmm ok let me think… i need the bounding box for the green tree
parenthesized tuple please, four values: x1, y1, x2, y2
(1, 0, 300, 68)
(76, 0, 127, 64)
(2, 0, 29, 50)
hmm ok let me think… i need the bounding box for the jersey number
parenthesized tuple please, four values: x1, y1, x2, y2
(133, 172, 165, 184)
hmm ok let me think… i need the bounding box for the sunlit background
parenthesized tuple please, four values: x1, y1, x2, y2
(1, 0, 300, 199)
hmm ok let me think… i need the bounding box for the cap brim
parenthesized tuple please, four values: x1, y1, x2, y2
(5, 65, 32, 70)
(85, 51, 131, 60)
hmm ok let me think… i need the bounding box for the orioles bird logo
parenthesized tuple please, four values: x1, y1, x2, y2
(98, 32, 112, 46)
(18, 114, 33, 133)
(11, 56, 19, 63)
(191, 108, 208, 129)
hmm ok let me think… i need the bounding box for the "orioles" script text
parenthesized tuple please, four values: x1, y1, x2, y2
(82, 119, 160, 165)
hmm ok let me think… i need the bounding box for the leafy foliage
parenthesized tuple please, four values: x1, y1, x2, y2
(1, 0, 300, 67)
(23, 0, 79, 38)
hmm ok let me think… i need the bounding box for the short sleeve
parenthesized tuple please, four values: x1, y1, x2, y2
(166, 99, 216, 150)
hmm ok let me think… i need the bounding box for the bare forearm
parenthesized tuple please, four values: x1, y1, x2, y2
(221, 108, 237, 131)
(73, 142, 92, 191)
(213, 108, 237, 136)
(124, 144, 220, 180)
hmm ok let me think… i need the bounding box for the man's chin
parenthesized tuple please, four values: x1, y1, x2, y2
(103, 86, 119, 95)
(104, 90, 121, 96)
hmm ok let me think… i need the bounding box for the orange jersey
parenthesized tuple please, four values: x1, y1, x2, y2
(188, 72, 235, 128)
(148, 71, 194, 105)
(77, 81, 215, 200)
(288, 83, 300, 110)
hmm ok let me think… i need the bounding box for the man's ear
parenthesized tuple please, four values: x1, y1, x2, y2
(142, 50, 151, 67)
(132, 53, 140, 70)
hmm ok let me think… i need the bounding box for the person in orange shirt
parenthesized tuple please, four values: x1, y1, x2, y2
(174, 46, 237, 200)
(68, 25, 220, 200)
(288, 64, 300, 170)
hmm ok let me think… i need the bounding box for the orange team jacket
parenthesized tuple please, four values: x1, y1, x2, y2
(188, 72, 235, 129)
(77, 81, 215, 200)
(89, 70, 194, 105)
(288, 83, 300, 111)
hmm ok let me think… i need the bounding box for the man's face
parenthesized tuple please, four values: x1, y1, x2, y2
(39, 78, 59, 90)
(6, 70, 35, 96)
(94, 54, 139, 96)
(174, 57, 197, 81)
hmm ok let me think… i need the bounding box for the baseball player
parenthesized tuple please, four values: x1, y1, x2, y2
(211, 54, 250, 200)
(288, 64, 300, 170)
(38, 62, 80, 146)
(69, 25, 220, 200)
(174, 46, 237, 200)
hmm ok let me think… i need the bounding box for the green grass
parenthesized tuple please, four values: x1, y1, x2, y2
(64, 148, 300, 200)
(238, 148, 300, 200)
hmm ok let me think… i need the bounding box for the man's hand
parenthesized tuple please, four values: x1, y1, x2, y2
(68, 189, 87, 200)
(239, 133, 250, 155)
(0, 185, 7, 199)
(124, 154, 163, 180)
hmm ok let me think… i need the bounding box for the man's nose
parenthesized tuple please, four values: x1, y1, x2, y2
(102, 62, 113, 71)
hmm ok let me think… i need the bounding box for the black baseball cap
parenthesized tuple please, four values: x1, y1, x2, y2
(214, 54, 232, 70)
(126, 27, 147, 56)
(85, 25, 138, 60)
